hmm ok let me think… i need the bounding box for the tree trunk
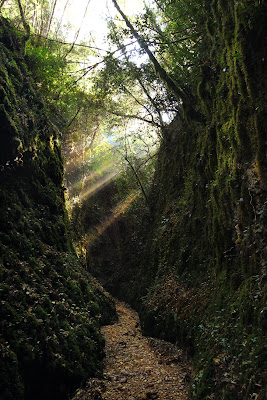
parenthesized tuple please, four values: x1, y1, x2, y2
(111, 0, 185, 102)
(46, 0, 57, 39)
(110, 22, 164, 128)
(16, 0, 30, 41)
(111, 0, 201, 122)
(125, 155, 150, 207)
(0, 0, 7, 11)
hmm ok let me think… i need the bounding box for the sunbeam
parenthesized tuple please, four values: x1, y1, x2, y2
(82, 190, 139, 250)
(79, 170, 119, 201)
(66, 158, 119, 194)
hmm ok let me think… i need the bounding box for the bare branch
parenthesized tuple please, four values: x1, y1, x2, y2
(66, 106, 82, 128)
(64, 0, 91, 58)
(103, 108, 161, 128)
(32, 34, 137, 54)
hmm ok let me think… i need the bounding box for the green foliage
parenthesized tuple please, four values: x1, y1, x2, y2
(24, 38, 86, 131)
(26, 42, 67, 97)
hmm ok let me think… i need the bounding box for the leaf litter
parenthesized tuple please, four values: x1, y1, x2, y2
(72, 299, 192, 400)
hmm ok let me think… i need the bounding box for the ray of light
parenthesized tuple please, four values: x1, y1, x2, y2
(65, 144, 92, 172)
(65, 148, 118, 177)
(82, 190, 139, 250)
(66, 158, 118, 192)
(79, 170, 119, 201)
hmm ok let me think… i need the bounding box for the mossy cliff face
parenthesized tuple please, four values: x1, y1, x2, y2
(86, 1, 266, 399)
(0, 18, 116, 400)
(131, 1, 266, 399)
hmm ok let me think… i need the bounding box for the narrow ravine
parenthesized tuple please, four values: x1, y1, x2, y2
(72, 299, 192, 400)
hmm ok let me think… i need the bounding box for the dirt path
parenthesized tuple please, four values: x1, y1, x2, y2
(73, 300, 192, 400)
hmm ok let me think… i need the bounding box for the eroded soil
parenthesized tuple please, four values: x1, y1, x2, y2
(72, 300, 192, 400)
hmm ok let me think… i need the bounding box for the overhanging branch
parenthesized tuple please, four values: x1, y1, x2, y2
(104, 108, 161, 127)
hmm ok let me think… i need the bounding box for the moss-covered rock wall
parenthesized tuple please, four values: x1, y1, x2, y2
(128, 2, 266, 398)
(85, 2, 266, 399)
(0, 18, 116, 400)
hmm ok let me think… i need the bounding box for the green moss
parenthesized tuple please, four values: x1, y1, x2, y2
(0, 17, 117, 400)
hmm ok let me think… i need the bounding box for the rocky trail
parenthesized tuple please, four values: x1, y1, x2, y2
(72, 299, 192, 400)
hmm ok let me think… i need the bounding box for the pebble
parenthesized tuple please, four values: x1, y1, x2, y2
(118, 377, 127, 383)
(121, 369, 130, 376)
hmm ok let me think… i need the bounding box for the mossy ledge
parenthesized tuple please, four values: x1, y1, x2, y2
(0, 17, 116, 400)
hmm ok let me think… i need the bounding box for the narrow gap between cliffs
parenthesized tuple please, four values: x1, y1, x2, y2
(72, 299, 192, 400)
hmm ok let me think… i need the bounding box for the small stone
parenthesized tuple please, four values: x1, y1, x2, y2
(112, 375, 118, 382)
(118, 376, 127, 383)
(103, 373, 113, 381)
(121, 369, 130, 376)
